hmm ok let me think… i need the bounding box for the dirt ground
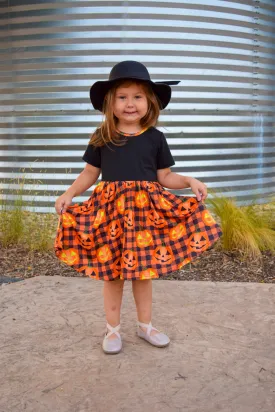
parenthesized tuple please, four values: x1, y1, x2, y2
(1, 241, 274, 284)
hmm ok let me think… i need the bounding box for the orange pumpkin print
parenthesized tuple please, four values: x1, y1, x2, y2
(177, 257, 191, 269)
(94, 181, 104, 193)
(62, 213, 77, 228)
(159, 195, 173, 210)
(146, 209, 167, 228)
(93, 209, 106, 229)
(178, 198, 197, 217)
(71, 204, 92, 215)
(152, 244, 174, 265)
(136, 229, 154, 247)
(116, 194, 126, 214)
(54, 180, 223, 281)
(123, 181, 136, 188)
(59, 248, 80, 265)
(140, 267, 159, 279)
(101, 183, 116, 204)
(108, 219, 123, 240)
(124, 209, 135, 229)
(201, 210, 216, 226)
(96, 244, 112, 263)
(188, 231, 210, 252)
(76, 232, 94, 249)
(144, 182, 156, 192)
(54, 228, 63, 249)
(169, 223, 187, 241)
(113, 256, 122, 276)
(122, 249, 138, 270)
(78, 264, 100, 279)
(135, 190, 149, 208)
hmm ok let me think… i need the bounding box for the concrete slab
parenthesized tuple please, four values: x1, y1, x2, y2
(0, 276, 275, 412)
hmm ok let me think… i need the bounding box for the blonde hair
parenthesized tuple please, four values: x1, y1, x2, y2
(88, 79, 161, 147)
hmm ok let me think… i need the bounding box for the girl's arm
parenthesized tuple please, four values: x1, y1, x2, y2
(157, 168, 208, 201)
(157, 168, 192, 189)
(65, 164, 101, 198)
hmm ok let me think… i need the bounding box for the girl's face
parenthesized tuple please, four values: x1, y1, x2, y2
(113, 83, 148, 127)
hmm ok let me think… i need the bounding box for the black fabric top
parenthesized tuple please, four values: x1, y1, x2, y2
(82, 126, 175, 181)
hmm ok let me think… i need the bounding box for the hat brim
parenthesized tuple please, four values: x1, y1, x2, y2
(89, 77, 180, 111)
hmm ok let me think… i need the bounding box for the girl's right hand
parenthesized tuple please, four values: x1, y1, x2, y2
(55, 192, 73, 215)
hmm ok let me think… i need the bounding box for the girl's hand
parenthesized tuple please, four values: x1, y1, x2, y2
(55, 193, 73, 215)
(189, 177, 208, 201)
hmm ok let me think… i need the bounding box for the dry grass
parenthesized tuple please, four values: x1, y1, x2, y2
(205, 188, 275, 261)
(1, 173, 275, 264)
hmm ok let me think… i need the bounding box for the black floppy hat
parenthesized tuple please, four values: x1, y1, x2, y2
(89, 60, 180, 112)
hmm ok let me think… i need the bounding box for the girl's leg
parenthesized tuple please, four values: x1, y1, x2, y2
(131, 279, 159, 336)
(103, 278, 125, 340)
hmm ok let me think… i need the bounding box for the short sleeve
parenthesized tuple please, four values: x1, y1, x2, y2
(156, 133, 175, 169)
(82, 143, 101, 168)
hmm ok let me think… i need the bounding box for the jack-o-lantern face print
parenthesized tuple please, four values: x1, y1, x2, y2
(62, 213, 77, 228)
(122, 249, 138, 270)
(144, 182, 155, 192)
(76, 232, 94, 249)
(158, 196, 173, 210)
(146, 209, 167, 228)
(123, 181, 136, 189)
(101, 183, 116, 204)
(178, 197, 197, 217)
(59, 248, 80, 266)
(136, 229, 154, 248)
(201, 210, 216, 226)
(116, 194, 126, 214)
(84, 264, 99, 279)
(135, 191, 149, 208)
(188, 232, 210, 252)
(96, 244, 112, 263)
(152, 245, 174, 265)
(94, 181, 104, 194)
(124, 209, 134, 229)
(108, 219, 123, 240)
(140, 267, 159, 279)
(169, 223, 186, 241)
(93, 209, 106, 229)
(71, 205, 91, 215)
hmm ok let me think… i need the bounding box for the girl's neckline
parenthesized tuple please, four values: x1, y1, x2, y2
(116, 126, 149, 137)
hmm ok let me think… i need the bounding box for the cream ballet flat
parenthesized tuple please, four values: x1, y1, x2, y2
(102, 323, 122, 354)
(137, 321, 170, 347)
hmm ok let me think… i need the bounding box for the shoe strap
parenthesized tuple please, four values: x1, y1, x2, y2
(106, 323, 121, 339)
(137, 321, 158, 336)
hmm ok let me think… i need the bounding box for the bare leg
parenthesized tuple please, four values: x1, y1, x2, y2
(103, 278, 125, 339)
(132, 279, 159, 336)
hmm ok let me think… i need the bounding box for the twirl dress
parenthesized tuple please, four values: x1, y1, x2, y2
(54, 126, 223, 281)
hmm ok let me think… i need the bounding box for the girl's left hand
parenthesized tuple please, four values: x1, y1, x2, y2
(189, 177, 208, 201)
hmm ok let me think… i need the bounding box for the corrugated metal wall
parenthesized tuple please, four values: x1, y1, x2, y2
(1, 0, 275, 213)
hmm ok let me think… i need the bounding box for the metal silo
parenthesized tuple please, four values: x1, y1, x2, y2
(0, 0, 275, 212)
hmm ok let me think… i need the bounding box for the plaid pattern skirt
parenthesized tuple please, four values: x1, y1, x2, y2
(54, 180, 223, 281)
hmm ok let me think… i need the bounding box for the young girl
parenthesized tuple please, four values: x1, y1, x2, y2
(54, 60, 222, 355)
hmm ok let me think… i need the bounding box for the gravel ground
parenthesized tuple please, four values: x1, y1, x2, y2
(1, 241, 274, 285)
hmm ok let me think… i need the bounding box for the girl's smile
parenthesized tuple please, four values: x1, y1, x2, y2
(114, 83, 148, 131)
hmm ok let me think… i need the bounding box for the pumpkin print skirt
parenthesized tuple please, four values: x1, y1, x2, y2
(54, 180, 223, 281)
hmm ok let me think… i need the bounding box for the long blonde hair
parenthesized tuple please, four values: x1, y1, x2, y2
(88, 79, 161, 147)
